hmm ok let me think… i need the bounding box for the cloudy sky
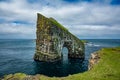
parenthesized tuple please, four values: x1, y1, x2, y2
(0, 0, 120, 39)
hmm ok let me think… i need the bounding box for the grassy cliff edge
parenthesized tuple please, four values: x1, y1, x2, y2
(1, 47, 120, 80)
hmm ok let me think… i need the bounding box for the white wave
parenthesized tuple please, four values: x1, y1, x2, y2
(93, 44, 100, 47)
(86, 42, 100, 47)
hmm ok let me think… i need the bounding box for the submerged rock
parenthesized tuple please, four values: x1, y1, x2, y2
(34, 13, 85, 62)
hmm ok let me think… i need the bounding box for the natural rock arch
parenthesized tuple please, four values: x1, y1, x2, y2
(34, 13, 85, 62)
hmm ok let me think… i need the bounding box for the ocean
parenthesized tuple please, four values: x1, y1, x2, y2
(0, 39, 120, 77)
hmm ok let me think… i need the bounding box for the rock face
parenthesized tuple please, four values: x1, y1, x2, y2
(88, 52, 100, 70)
(34, 13, 85, 62)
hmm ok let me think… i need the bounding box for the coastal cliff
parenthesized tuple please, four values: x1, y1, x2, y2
(34, 13, 84, 62)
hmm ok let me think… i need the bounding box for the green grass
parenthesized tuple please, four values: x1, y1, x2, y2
(49, 17, 68, 32)
(3, 73, 27, 80)
(81, 40, 89, 43)
(2, 47, 120, 80)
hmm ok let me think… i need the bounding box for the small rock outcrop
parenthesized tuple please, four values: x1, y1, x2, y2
(88, 52, 100, 70)
(34, 13, 84, 62)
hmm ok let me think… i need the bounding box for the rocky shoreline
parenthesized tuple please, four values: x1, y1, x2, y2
(88, 51, 100, 70)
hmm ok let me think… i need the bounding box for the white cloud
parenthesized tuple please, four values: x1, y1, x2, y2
(0, 0, 120, 39)
(0, 23, 36, 39)
(67, 25, 120, 35)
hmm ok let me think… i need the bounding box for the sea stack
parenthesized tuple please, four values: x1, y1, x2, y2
(34, 13, 85, 62)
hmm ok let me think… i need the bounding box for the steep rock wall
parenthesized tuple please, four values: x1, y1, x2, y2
(34, 13, 84, 62)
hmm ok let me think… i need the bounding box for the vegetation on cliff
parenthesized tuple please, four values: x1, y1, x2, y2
(2, 47, 120, 80)
(81, 40, 89, 44)
(49, 17, 68, 32)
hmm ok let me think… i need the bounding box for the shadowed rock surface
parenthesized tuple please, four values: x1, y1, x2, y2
(34, 13, 84, 62)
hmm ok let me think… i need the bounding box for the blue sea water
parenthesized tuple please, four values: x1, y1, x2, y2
(0, 39, 120, 77)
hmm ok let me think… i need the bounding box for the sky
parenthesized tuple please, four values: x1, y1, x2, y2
(0, 0, 120, 39)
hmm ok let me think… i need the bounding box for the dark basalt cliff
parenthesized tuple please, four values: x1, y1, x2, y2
(34, 13, 84, 62)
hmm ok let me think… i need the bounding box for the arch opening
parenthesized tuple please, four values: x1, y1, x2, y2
(61, 47, 68, 62)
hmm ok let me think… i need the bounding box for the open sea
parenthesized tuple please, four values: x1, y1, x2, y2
(0, 39, 120, 77)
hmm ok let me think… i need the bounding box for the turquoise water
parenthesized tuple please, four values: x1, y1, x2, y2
(0, 39, 120, 77)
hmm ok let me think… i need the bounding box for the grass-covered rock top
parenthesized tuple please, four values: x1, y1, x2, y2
(2, 47, 120, 80)
(49, 17, 68, 32)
